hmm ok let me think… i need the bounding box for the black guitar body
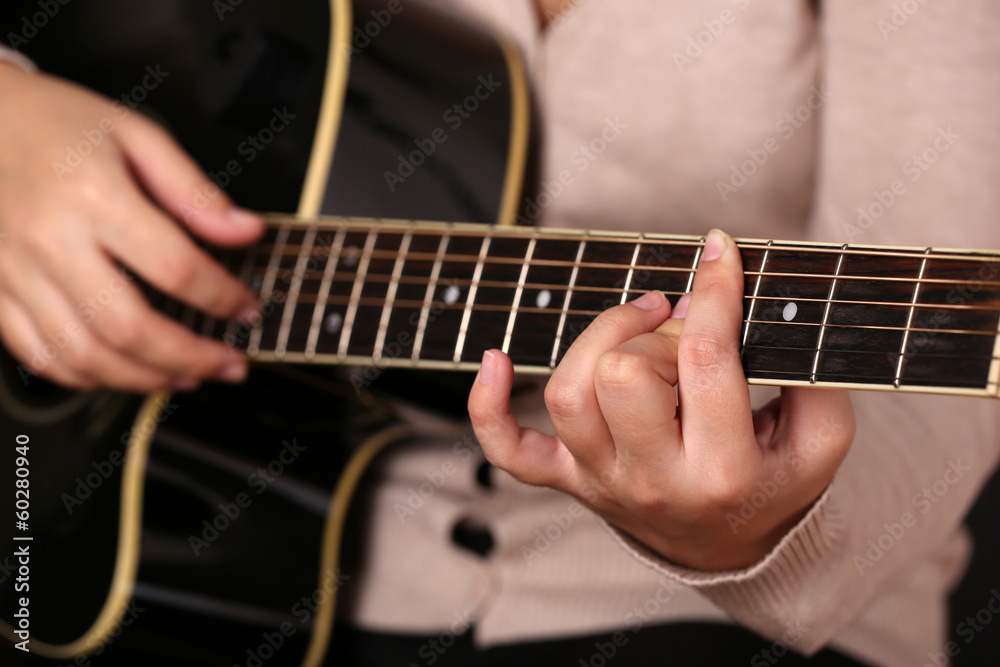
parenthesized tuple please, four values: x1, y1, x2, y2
(0, 1, 527, 664)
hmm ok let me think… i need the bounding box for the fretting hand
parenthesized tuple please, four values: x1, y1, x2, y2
(469, 229, 856, 570)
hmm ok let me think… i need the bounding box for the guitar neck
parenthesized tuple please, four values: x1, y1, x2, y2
(161, 215, 1000, 398)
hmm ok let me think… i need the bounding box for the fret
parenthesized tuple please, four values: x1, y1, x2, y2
(305, 227, 348, 357)
(810, 245, 848, 383)
(686, 238, 705, 294)
(337, 227, 380, 358)
(991, 314, 1000, 396)
(247, 224, 290, 356)
(202, 250, 231, 340)
(619, 238, 644, 305)
(373, 228, 414, 361)
(894, 249, 931, 387)
(551, 237, 587, 368)
(225, 240, 261, 350)
(412, 231, 452, 361)
(275, 224, 319, 356)
(741, 240, 773, 353)
(502, 236, 537, 354)
(453, 235, 493, 363)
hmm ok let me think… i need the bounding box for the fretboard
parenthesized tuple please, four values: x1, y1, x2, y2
(159, 216, 1000, 398)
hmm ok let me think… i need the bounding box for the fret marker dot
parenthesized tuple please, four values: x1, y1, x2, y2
(250, 276, 263, 292)
(782, 302, 798, 322)
(343, 246, 360, 268)
(324, 312, 344, 334)
(442, 285, 461, 305)
(536, 289, 552, 309)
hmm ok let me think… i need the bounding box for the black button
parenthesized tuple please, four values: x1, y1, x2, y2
(451, 518, 495, 557)
(475, 459, 493, 490)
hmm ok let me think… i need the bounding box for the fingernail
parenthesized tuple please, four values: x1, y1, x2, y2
(172, 377, 200, 392)
(217, 360, 248, 383)
(238, 301, 260, 325)
(630, 290, 665, 311)
(478, 350, 497, 384)
(671, 293, 691, 319)
(702, 229, 727, 262)
(228, 207, 262, 227)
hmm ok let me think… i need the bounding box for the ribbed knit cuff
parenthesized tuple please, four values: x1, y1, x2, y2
(0, 46, 37, 73)
(604, 484, 846, 651)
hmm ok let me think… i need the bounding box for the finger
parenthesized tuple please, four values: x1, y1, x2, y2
(0, 295, 97, 390)
(469, 349, 576, 491)
(116, 115, 264, 247)
(545, 290, 672, 470)
(13, 269, 200, 392)
(775, 386, 856, 471)
(94, 184, 258, 321)
(593, 329, 682, 475)
(38, 244, 247, 382)
(676, 229, 758, 464)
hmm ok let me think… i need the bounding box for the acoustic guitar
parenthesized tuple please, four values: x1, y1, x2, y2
(2, 1, 1000, 666)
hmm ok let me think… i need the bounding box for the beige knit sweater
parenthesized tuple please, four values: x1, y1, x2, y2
(341, 2, 1000, 666)
(7, 2, 998, 664)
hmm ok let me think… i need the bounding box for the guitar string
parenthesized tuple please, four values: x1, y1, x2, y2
(253, 219, 1000, 265)
(169, 290, 1000, 363)
(231, 244, 1000, 289)
(215, 263, 1000, 316)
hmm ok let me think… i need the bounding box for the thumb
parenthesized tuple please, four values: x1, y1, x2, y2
(116, 115, 264, 246)
(777, 386, 856, 472)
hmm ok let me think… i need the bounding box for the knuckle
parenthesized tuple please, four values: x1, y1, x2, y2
(678, 332, 737, 370)
(700, 471, 747, 509)
(544, 375, 587, 422)
(595, 349, 644, 388)
(153, 250, 198, 294)
(59, 339, 93, 373)
(99, 308, 144, 352)
(594, 307, 631, 333)
(625, 477, 668, 513)
(23, 227, 64, 262)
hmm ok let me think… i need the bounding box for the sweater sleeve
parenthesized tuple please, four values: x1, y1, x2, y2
(610, 0, 1000, 655)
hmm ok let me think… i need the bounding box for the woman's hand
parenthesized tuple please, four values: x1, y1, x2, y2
(0, 64, 264, 393)
(469, 229, 856, 571)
